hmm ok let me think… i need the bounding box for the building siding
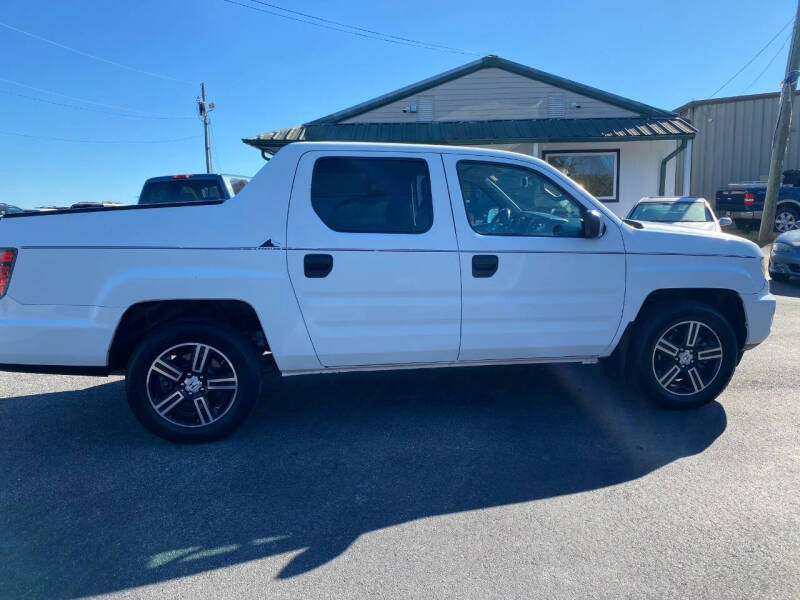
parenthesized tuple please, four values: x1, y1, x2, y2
(342, 68, 638, 123)
(675, 92, 800, 205)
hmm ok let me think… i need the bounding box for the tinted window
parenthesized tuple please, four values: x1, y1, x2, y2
(139, 180, 225, 205)
(456, 161, 585, 238)
(311, 158, 433, 233)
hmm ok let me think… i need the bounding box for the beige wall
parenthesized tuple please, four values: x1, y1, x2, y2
(342, 68, 638, 123)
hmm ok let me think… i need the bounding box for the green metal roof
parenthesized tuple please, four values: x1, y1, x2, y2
(307, 55, 677, 124)
(243, 116, 696, 152)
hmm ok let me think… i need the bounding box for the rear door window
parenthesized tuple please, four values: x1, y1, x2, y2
(311, 157, 433, 233)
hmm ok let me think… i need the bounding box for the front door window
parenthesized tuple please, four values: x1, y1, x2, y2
(456, 161, 585, 238)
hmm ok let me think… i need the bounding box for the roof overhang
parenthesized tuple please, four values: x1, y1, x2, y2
(244, 116, 696, 153)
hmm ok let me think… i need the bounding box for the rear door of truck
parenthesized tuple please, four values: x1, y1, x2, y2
(286, 150, 461, 367)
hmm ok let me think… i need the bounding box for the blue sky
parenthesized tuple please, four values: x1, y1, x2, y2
(1, 0, 794, 208)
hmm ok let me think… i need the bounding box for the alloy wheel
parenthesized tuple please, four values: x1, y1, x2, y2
(775, 211, 798, 232)
(651, 321, 723, 396)
(146, 342, 238, 427)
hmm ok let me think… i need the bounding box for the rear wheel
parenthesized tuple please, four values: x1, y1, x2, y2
(774, 205, 799, 232)
(633, 303, 738, 409)
(126, 319, 261, 443)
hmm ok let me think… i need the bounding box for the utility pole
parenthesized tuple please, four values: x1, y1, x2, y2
(759, 2, 800, 244)
(197, 82, 214, 174)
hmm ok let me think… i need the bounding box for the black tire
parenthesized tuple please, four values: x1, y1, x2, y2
(733, 219, 754, 232)
(770, 272, 791, 282)
(774, 204, 800, 233)
(126, 319, 262, 443)
(631, 302, 739, 409)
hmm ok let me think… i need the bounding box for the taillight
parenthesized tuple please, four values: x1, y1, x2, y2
(0, 248, 17, 298)
(744, 192, 755, 206)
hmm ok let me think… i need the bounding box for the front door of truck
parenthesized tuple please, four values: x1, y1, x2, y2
(287, 150, 461, 367)
(442, 154, 626, 361)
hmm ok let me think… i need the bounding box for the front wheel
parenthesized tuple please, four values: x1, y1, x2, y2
(633, 303, 739, 409)
(126, 319, 262, 443)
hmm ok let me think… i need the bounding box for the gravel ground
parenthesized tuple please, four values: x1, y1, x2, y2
(1, 281, 798, 600)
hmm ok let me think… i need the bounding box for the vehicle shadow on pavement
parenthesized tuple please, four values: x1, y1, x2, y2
(0, 362, 726, 599)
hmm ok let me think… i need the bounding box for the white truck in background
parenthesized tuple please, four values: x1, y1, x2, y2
(0, 143, 775, 442)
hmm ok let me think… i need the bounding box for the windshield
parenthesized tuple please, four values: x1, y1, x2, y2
(139, 180, 226, 205)
(629, 201, 712, 223)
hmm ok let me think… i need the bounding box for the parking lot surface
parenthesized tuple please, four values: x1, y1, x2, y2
(1, 282, 799, 599)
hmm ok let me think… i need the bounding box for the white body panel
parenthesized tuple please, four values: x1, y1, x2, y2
(0, 142, 775, 373)
(286, 150, 460, 367)
(441, 153, 626, 360)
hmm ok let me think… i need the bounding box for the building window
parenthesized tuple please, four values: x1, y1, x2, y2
(311, 157, 433, 234)
(542, 149, 620, 202)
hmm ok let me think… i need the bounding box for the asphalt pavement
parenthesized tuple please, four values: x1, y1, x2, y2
(1, 282, 798, 599)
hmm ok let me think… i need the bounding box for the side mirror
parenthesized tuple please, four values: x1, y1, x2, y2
(718, 216, 733, 228)
(584, 210, 605, 238)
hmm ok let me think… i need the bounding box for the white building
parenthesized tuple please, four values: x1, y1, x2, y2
(246, 55, 695, 217)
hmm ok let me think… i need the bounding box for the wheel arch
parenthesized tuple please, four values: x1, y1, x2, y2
(635, 289, 746, 346)
(776, 199, 800, 210)
(107, 299, 269, 372)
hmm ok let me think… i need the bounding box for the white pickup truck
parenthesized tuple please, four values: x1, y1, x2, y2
(0, 143, 775, 442)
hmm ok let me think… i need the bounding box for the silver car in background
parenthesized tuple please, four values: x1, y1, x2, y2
(769, 229, 800, 282)
(627, 197, 732, 233)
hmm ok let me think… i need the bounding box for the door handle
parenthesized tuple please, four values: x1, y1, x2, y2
(472, 254, 498, 278)
(304, 254, 333, 278)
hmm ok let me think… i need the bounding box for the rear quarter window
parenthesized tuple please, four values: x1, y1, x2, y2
(310, 157, 433, 234)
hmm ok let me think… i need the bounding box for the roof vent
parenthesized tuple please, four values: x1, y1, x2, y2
(547, 94, 565, 118)
(417, 97, 434, 122)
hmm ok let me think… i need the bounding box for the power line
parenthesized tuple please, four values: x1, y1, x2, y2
(222, 0, 478, 55)
(741, 34, 793, 94)
(0, 130, 202, 144)
(0, 87, 196, 120)
(0, 76, 195, 119)
(0, 20, 194, 85)
(244, 0, 478, 54)
(709, 18, 794, 97)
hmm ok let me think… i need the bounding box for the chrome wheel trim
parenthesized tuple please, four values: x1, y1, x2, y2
(651, 320, 723, 397)
(146, 342, 238, 428)
(775, 211, 797, 232)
